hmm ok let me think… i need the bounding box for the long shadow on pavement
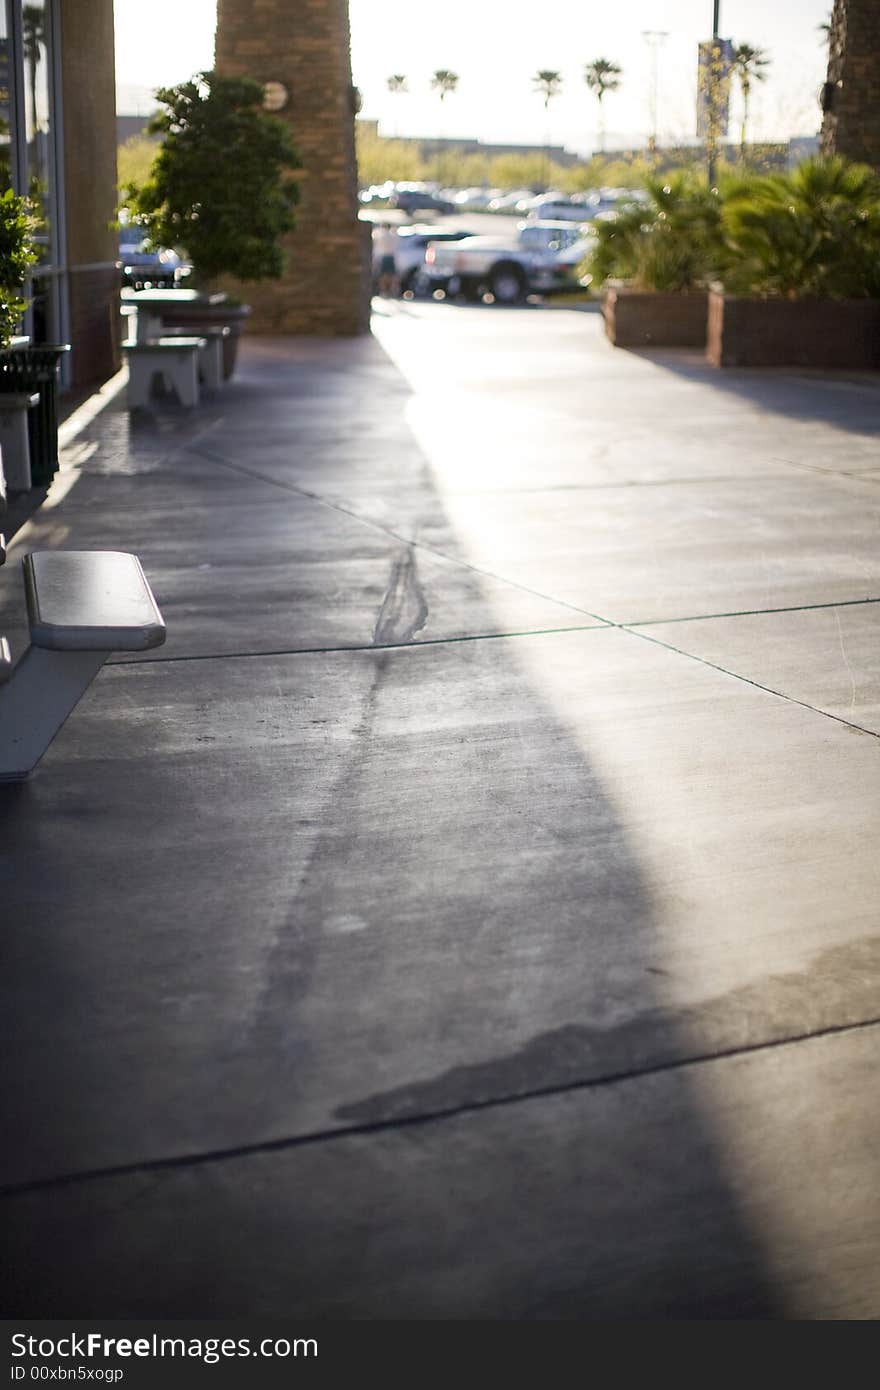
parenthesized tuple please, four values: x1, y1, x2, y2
(0, 334, 781, 1317)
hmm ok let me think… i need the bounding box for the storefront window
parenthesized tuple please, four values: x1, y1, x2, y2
(0, 6, 13, 191)
(22, 0, 52, 263)
(0, 2, 68, 360)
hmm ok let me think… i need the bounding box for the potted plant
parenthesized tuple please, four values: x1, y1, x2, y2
(707, 156, 880, 368)
(0, 188, 36, 351)
(0, 188, 40, 490)
(128, 71, 302, 378)
(585, 173, 723, 348)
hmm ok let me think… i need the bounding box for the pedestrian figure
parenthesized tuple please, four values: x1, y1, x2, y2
(373, 221, 399, 297)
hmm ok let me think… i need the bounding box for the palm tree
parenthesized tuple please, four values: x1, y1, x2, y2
(431, 70, 459, 139)
(431, 69, 459, 103)
(731, 44, 770, 165)
(584, 58, 622, 152)
(533, 69, 563, 111)
(386, 74, 408, 137)
(533, 71, 563, 188)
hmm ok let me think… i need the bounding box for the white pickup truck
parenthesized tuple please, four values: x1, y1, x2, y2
(424, 220, 592, 304)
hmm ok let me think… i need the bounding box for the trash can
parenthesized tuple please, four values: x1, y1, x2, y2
(0, 344, 71, 486)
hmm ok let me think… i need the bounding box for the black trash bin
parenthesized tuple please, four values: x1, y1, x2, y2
(0, 344, 71, 486)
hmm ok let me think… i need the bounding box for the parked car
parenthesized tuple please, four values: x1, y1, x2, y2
(389, 189, 457, 216)
(424, 220, 593, 303)
(359, 181, 395, 205)
(390, 225, 477, 295)
(119, 230, 185, 288)
(452, 186, 501, 210)
(488, 188, 535, 213)
(524, 197, 596, 223)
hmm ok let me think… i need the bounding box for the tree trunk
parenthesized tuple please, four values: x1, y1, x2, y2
(740, 80, 750, 167)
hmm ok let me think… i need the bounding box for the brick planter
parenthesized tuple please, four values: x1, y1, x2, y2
(602, 287, 709, 348)
(707, 289, 880, 368)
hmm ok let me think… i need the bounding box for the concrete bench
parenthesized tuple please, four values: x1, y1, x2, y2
(122, 337, 206, 408)
(0, 550, 166, 780)
(158, 325, 230, 390)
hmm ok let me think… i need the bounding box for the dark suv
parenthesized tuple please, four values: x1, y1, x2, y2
(389, 190, 456, 217)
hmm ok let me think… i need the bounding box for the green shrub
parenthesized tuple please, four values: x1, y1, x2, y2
(584, 172, 724, 292)
(0, 188, 37, 348)
(130, 72, 301, 286)
(720, 156, 880, 298)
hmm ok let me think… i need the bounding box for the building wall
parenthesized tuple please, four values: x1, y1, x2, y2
(59, 0, 120, 386)
(821, 0, 880, 169)
(215, 0, 370, 336)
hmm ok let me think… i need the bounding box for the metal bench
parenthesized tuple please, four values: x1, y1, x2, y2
(122, 336, 207, 408)
(0, 550, 166, 780)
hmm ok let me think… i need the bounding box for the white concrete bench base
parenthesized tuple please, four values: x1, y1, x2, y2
(0, 392, 39, 491)
(159, 326, 228, 390)
(122, 338, 206, 408)
(0, 550, 166, 780)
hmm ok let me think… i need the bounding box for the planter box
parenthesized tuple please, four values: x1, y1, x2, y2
(602, 287, 709, 348)
(707, 290, 880, 368)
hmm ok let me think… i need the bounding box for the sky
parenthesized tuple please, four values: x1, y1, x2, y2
(114, 0, 832, 153)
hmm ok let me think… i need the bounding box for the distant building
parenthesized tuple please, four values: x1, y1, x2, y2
(117, 114, 157, 147)
(1, 0, 119, 389)
(787, 136, 820, 167)
(416, 136, 579, 167)
(600, 140, 811, 174)
(357, 122, 580, 168)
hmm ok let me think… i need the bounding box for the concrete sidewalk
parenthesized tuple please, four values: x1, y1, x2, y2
(1, 303, 878, 1318)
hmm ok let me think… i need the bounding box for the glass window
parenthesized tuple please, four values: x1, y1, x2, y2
(0, 4, 13, 192)
(22, 0, 53, 264)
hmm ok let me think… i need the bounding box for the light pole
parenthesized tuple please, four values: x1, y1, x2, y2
(642, 30, 668, 164)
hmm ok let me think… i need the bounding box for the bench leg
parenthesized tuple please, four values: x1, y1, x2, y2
(198, 339, 224, 390)
(164, 354, 200, 407)
(0, 646, 107, 780)
(0, 409, 32, 491)
(126, 356, 158, 409)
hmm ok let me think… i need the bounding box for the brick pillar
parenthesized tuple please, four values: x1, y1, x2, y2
(820, 0, 880, 170)
(214, 0, 370, 335)
(59, 0, 121, 386)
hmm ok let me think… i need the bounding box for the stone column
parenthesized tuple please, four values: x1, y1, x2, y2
(820, 0, 880, 170)
(214, 0, 370, 335)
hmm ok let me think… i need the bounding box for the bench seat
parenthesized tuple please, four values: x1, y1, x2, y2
(0, 550, 166, 779)
(24, 550, 166, 651)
